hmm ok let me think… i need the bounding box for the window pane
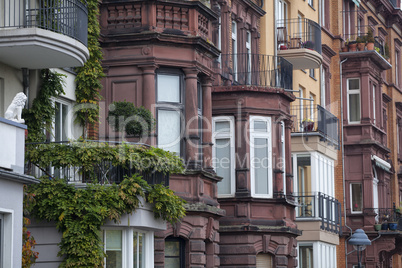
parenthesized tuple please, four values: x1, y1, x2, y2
(297, 155, 311, 193)
(165, 259, 180, 268)
(105, 230, 122, 268)
(158, 110, 181, 155)
(254, 120, 267, 132)
(157, 75, 180, 103)
(351, 183, 362, 212)
(349, 94, 360, 122)
(55, 102, 61, 141)
(348, 79, 359, 90)
(254, 138, 269, 195)
(165, 240, 181, 268)
(62, 104, 68, 141)
(216, 139, 231, 195)
(299, 246, 314, 268)
(215, 121, 230, 133)
(134, 232, 145, 268)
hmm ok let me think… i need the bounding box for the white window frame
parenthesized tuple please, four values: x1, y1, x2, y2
(0, 208, 13, 268)
(308, 0, 313, 7)
(320, 67, 326, 107)
(217, 15, 222, 63)
(281, 121, 286, 193)
(297, 242, 337, 268)
(372, 84, 376, 124)
(350, 182, 363, 214)
(246, 31, 252, 84)
(101, 228, 154, 268)
(212, 116, 236, 197)
(250, 116, 272, 198)
(232, 21, 238, 81)
(52, 98, 73, 142)
(347, 78, 361, 124)
(373, 166, 379, 222)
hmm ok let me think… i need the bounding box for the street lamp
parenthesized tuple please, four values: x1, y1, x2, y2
(348, 229, 371, 268)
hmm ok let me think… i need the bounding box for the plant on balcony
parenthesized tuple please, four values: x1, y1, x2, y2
(384, 42, 390, 59)
(348, 37, 357, 52)
(25, 141, 186, 267)
(302, 40, 315, 50)
(366, 28, 375, 50)
(280, 45, 288, 50)
(302, 118, 314, 132)
(356, 36, 366, 51)
(107, 101, 155, 137)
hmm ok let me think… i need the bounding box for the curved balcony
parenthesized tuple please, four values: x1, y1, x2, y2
(214, 53, 293, 89)
(0, 0, 89, 69)
(277, 18, 322, 70)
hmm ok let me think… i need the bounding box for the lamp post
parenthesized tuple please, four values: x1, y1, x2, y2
(348, 229, 371, 268)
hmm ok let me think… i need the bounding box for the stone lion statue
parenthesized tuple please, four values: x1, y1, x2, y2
(5, 92, 27, 123)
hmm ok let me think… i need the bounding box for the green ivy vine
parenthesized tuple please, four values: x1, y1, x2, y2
(74, 0, 104, 136)
(26, 175, 186, 267)
(23, 69, 66, 143)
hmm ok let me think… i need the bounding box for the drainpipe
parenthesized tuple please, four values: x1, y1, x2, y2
(22, 68, 29, 109)
(340, 58, 353, 266)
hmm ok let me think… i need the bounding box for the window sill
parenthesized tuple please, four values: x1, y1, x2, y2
(309, 75, 317, 81)
(308, 4, 316, 11)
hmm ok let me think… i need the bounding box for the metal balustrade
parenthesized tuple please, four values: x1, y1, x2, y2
(215, 53, 293, 89)
(294, 192, 342, 235)
(0, 0, 88, 46)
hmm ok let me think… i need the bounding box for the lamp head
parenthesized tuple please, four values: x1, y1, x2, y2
(348, 229, 371, 251)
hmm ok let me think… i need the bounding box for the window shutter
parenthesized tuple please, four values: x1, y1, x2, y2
(256, 254, 273, 268)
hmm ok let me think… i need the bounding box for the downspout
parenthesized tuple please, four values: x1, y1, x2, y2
(340, 58, 353, 266)
(22, 68, 29, 109)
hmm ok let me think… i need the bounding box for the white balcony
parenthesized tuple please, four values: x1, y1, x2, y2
(0, 0, 89, 69)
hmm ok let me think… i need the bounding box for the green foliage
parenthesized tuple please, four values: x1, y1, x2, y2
(23, 69, 66, 143)
(367, 28, 375, 43)
(74, 0, 104, 136)
(26, 175, 186, 267)
(26, 141, 185, 177)
(22, 186, 39, 267)
(384, 42, 390, 58)
(107, 101, 156, 136)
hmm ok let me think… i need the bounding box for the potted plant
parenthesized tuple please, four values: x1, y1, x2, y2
(381, 213, 390, 230)
(302, 118, 314, 132)
(348, 37, 357, 52)
(107, 101, 156, 137)
(384, 42, 390, 60)
(356, 36, 365, 51)
(366, 28, 375, 50)
(302, 40, 315, 50)
(374, 222, 382, 231)
(280, 45, 288, 50)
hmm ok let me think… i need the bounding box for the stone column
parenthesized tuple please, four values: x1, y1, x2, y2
(202, 77, 213, 171)
(139, 64, 158, 146)
(184, 68, 199, 169)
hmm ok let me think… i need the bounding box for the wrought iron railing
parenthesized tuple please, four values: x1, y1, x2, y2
(290, 104, 340, 148)
(215, 54, 293, 89)
(276, 18, 322, 54)
(294, 192, 342, 235)
(26, 141, 169, 186)
(364, 206, 402, 231)
(0, 0, 88, 46)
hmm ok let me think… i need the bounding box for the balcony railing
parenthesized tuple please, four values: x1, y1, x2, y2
(294, 192, 342, 235)
(26, 141, 169, 186)
(277, 18, 322, 54)
(1, 0, 88, 46)
(291, 104, 340, 148)
(364, 207, 402, 231)
(215, 54, 293, 89)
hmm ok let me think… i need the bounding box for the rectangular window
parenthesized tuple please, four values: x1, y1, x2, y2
(0, 214, 2, 267)
(165, 238, 185, 268)
(347, 78, 361, 124)
(372, 84, 376, 124)
(54, 100, 70, 142)
(299, 245, 313, 268)
(102, 229, 150, 268)
(232, 21, 237, 81)
(213, 116, 235, 197)
(351, 183, 363, 213)
(197, 82, 203, 163)
(309, 69, 315, 79)
(156, 73, 183, 156)
(246, 31, 252, 84)
(308, 0, 313, 7)
(396, 50, 400, 87)
(250, 116, 272, 198)
(398, 117, 401, 156)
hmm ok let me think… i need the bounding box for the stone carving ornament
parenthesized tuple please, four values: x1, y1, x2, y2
(5, 92, 27, 123)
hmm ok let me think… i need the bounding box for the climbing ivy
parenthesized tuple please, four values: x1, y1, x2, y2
(74, 0, 104, 137)
(26, 174, 186, 267)
(23, 69, 66, 143)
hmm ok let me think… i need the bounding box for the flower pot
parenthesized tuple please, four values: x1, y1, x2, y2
(280, 45, 288, 50)
(357, 43, 365, 51)
(381, 222, 389, 230)
(341, 46, 349, 52)
(374, 224, 382, 231)
(302, 122, 314, 132)
(366, 42, 374, 50)
(348, 43, 357, 52)
(389, 222, 398, 231)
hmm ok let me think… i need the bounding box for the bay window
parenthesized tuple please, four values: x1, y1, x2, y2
(298, 242, 336, 268)
(213, 116, 235, 197)
(156, 72, 183, 156)
(347, 78, 361, 124)
(250, 116, 272, 198)
(101, 229, 152, 268)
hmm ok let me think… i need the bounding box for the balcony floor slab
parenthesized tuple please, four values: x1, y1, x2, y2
(0, 28, 89, 69)
(278, 48, 322, 69)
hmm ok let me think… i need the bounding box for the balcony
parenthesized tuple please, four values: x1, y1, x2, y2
(363, 207, 402, 232)
(26, 141, 169, 186)
(214, 53, 293, 89)
(294, 192, 342, 235)
(291, 104, 340, 148)
(0, 0, 89, 69)
(276, 18, 322, 70)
